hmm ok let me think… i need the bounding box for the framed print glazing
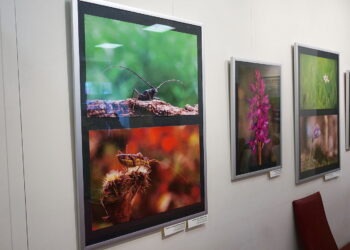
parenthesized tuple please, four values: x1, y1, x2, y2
(293, 44, 340, 184)
(230, 59, 281, 180)
(72, 0, 207, 249)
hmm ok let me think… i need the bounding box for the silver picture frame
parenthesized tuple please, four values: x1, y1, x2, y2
(71, 0, 207, 249)
(230, 58, 282, 181)
(293, 43, 340, 184)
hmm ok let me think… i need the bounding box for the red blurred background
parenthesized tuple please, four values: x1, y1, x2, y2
(89, 125, 201, 230)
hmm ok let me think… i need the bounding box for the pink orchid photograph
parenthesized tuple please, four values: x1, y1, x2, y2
(232, 60, 281, 179)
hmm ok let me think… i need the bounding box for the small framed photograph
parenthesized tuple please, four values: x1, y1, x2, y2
(72, 0, 207, 248)
(293, 44, 340, 183)
(230, 58, 282, 180)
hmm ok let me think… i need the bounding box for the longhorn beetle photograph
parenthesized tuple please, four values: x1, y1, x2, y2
(88, 125, 201, 231)
(83, 14, 201, 117)
(105, 65, 183, 101)
(74, 1, 206, 248)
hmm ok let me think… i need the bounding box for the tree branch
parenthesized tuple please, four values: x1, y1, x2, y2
(87, 99, 199, 117)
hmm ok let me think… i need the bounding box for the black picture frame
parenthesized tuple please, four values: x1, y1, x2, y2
(72, 0, 207, 249)
(230, 58, 282, 180)
(293, 44, 340, 184)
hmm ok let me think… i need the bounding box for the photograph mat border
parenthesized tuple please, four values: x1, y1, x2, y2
(293, 43, 340, 184)
(230, 57, 282, 181)
(71, 0, 207, 249)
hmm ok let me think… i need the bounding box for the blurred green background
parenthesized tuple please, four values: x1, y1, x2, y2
(300, 54, 337, 110)
(84, 14, 199, 107)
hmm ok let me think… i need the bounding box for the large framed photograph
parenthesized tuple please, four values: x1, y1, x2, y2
(293, 44, 340, 184)
(345, 71, 350, 151)
(72, 0, 207, 249)
(230, 59, 281, 180)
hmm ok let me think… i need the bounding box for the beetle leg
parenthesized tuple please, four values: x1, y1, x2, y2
(132, 88, 141, 99)
(131, 89, 142, 111)
(147, 91, 153, 100)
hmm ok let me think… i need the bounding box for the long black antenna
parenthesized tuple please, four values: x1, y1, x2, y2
(156, 79, 183, 90)
(104, 65, 154, 88)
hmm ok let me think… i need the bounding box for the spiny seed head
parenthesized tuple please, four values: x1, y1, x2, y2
(102, 170, 123, 189)
(101, 165, 151, 205)
(128, 166, 151, 192)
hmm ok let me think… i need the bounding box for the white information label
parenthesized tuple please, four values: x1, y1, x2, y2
(187, 214, 208, 229)
(163, 221, 186, 237)
(269, 169, 281, 178)
(324, 170, 340, 181)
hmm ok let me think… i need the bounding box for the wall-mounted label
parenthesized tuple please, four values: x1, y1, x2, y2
(163, 221, 186, 237)
(269, 169, 281, 178)
(187, 214, 208, 229)
(324, 170, 340, 181)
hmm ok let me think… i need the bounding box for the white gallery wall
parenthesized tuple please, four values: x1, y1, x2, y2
(1, 0, 350, 250)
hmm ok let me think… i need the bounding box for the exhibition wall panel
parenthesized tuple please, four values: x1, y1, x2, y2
(0, 0, 28, 249)
(12, 0, 77, 249)
(0, 19, 13, 250)
(1, 0, 350, 249)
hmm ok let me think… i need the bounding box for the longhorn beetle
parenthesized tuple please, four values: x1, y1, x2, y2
(116, 151, 151, 171)
(105, 65, 183, 101)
